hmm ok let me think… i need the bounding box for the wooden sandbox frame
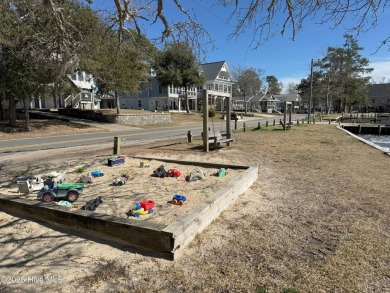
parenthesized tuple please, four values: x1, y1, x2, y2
(0, 157, 258, 260)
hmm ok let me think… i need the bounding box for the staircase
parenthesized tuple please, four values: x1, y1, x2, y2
(64, 92, 82, 108)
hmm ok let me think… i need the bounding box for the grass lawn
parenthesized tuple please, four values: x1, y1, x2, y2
(0, 122, 389, 292)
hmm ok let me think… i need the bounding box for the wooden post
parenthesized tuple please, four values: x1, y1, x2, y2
(226, 95, 232, 146)
(378, 125, 382, 135)
(297, 120, 300, 125)
(273, 119, 275, 126)
(113, 137, 120, 155)
(243, 122, 246, 132)
(358, 125, 361, 134)
(266, 121, 268, 127)
(288, 102, 292, 126)
(257, 122, 261, 129)
(187, 131, 192, 143)
(234, 118, 238, 130)
(202, 89, 209, 152)
(329, 119, 331, 124)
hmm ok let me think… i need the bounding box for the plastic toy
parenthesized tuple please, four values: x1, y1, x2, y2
(82, 196, 103, 211)
(91, 170, 104, 178)
(112, 177, 128, 186)
(37, 182, 84, 203)
(153, 165, 167, 177)
(78, 174, 94, 183)
(171, 195, 186, 205)
(140, 160, 150, 168)
(108, 156, 125, 167)
(122, 172, 131, 179)
(166, 169, 181, 177)
(215, 168, 226, 177)
(131, 200, 154, 217)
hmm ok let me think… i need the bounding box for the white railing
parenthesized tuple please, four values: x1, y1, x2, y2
(64, 94, 73, 108)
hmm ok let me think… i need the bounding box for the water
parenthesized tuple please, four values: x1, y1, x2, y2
(358, 134, 390, 151)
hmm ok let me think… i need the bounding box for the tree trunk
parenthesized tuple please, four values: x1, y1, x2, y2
(0, 96, 5, 121)
(8, 96, 17, 127)
(24, 98, 31, 131)
(115, 91, 121, 114)
(185, 88, 190, 114)
(52, 88, 58, 109)
(244, 93, 247, 115)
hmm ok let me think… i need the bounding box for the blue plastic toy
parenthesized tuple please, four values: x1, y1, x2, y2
(171, 195, 186, 205)
(91, 170, 104, 177)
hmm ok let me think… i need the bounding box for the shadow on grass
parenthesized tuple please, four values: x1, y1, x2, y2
(0, 120, 93, 134)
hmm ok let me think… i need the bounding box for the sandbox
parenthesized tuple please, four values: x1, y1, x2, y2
(0, 156, 257, 260)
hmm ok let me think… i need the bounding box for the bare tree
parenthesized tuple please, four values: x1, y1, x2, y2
(79, 0, 390, 51)
(370, 76, 390, 84)
(232, 65, 264, 114)
(37, 0, 390, 64)
(286, 82, 298, 94)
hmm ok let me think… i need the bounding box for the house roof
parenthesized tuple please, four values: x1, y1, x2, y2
(256, 94, 279, 102)
(368, 83, 390, 98)
(200, 61, 233, 83)
(273, 94, 300, 102)
(233, 93, 279, 102)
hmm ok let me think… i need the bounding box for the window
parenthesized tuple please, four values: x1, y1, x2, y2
(159, 85, 162, 94)
(138, 100, 142, 107)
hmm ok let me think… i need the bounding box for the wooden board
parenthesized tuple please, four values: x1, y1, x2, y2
(0, 195, 174, 259)
(162, 166, 258, 258)
(0, 158, 258, 260)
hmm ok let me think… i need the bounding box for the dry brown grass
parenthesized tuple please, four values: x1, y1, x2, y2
(0, 119, 106, 140)
(0, 122, 389, 292)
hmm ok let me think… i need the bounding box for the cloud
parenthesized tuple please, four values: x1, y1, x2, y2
(369, 60, 390, 80)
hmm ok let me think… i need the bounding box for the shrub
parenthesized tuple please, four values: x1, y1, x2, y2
(208, 107, 216, 117)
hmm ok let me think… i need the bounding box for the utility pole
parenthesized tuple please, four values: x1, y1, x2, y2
(308, 58, 314, 123)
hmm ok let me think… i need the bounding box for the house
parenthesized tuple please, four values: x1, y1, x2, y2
(251, 94, 279, 113)
(233, 93, 264, 112)
(119, 61, 234, 112)
(119, 71, 198, 111)
(8, 71, 100, 110)
(366, 83, 390, 112)
(200, 61, 234, 111)
(63, 71, 100, 110)
(274, 94, 301, 113)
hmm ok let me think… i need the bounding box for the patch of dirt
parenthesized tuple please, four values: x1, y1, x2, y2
(0, 119, 106, 140)
(0, 123, 389, 293)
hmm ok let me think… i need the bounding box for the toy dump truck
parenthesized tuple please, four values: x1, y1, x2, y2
(130, 200, 154, 217)
(37, 182, 84, 203)
(17, 172, 66, 194)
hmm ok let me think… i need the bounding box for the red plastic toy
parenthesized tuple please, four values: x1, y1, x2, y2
(166, 169, 181, 177)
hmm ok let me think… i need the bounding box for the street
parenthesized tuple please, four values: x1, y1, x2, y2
(0, 115, 306, 154)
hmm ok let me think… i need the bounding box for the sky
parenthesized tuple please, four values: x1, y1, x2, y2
(85, 0, 390, 92)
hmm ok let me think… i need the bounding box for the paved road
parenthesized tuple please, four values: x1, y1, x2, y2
(0, 114, 306, 155)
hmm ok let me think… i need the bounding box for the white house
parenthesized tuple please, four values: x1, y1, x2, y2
(9, 71, 99, 110)
(64, 71, 100, 110)
(200, 61, 234, 111)
(119, 61, 234, 112)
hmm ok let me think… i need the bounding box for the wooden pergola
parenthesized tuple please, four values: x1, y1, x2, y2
(202, 89, 232, 152)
